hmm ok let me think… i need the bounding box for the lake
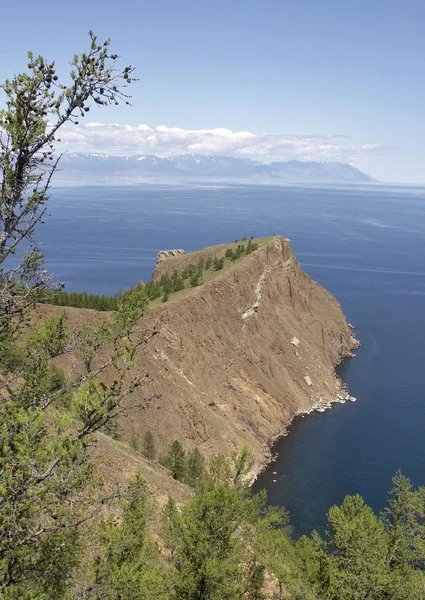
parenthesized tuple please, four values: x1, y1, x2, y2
(42, 181, 425, 537)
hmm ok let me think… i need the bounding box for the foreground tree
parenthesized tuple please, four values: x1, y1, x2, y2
(162, 450, 292, 600)
(0, 35, 152, 598)
(83, 475, 169, 600)
(0, 31, 135, 328)
(294, 476, 425, 599)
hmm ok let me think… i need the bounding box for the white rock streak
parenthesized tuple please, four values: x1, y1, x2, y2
(242, 243, 292, 321)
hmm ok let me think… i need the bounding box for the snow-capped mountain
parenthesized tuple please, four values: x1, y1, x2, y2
(57, 153, 376, 183)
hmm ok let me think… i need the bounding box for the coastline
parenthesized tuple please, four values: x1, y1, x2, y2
(251, 332, 360, 482)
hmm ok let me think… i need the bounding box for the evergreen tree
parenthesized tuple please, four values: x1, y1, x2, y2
(184, 448, 206, 489)
(0, 33, 141, 597)
(143, 430, 156, 460)
(84, 475, 169, 599)
(190, 273, 202, 287)
(293, 483, 425, 599)
(161, 440, 187, 481)
(213, 257, 224, 271)
(172, 275, 185, 292)
(162, 449, 287, 600)
(163, 480, 246, 599)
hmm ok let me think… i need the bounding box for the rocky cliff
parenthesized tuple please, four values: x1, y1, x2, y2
(116, 235, 357, 471)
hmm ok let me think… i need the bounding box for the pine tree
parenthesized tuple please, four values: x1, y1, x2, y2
(185, 448, 206, 488)
(143, 430, 156, 460)
(161, 440, 186, 480)
(84, 475, 169, 599)
(190, 273, 202, 287)
(213, 257, 224, 271)
(0, 33, 141, 596)
(161, 449, 284, 600)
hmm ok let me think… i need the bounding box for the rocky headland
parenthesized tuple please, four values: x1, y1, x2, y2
(123, 236, 358, 473)
(45, 235, 358, 482)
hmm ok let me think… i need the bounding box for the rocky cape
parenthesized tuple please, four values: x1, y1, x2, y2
(45, 236, 358, 483)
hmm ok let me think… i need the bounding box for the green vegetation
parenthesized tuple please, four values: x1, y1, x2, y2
(185, 448, 207, 489)
(86, 474, 169, 599)
(0, 33, 145, 598)
(46, 289, 120, 310)
(161, 451, 281, 600)
(225, 239, 259, 263)
(44, 237, 261, 311)
(160, 440, 188, 481)
(158, 440, 207, 490)
(292, 472, 425, 598)
(2, 35, 425, 600)
(81, 451, 425, 598)
(213, 256, 225, 270)
(142, 430, 156, 460)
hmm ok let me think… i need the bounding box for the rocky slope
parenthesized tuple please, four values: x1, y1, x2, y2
(116, 235, 357, 471)
(44, 235, 357, 476)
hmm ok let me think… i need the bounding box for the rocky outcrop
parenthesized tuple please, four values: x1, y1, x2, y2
(51, 236, 357, 474)
(156, 249, 185, 267)
(117, 236, 357, 471)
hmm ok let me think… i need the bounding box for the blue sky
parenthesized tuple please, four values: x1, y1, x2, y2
(1, 0, 424, 182)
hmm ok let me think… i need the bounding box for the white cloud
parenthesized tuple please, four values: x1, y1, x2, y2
(57, 123, 390, 163)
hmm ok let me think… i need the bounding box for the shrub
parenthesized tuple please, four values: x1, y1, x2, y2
(190, 273, 202, 287)
(213, 257, 225, 271)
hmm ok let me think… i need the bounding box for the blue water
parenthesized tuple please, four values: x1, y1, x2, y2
(42, 182, 425, 537)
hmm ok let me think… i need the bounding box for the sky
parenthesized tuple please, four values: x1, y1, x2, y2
(1, 0, 424, 183)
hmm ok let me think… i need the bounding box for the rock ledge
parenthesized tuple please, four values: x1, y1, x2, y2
(156, 249, 185, 266)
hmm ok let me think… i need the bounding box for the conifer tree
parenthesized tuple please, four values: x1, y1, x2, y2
(161, 440, 187, 481)
(162, 449, 288, 600)
(185, 448, 206, 489)
(143, 430, 156, 460)
(83, 475, 168, 599)
(0, 33, 146, 597)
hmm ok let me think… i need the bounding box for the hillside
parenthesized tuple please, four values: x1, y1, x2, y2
(56, 153, 376, 183)
(47, 235, 357, 477)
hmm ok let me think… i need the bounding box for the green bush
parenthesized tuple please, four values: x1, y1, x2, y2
(213, 257, 224, 271)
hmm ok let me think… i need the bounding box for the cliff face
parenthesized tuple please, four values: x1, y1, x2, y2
(118, 236, 356, 468)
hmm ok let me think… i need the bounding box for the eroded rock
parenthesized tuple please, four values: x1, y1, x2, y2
(156, 249, 185, 266)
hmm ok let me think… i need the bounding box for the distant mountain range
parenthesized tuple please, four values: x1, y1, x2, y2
(57, 153, 377, 183)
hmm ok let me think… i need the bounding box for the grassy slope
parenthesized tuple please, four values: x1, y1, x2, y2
(150, 236, 274, 307)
